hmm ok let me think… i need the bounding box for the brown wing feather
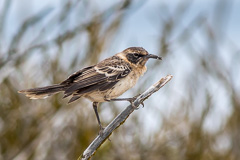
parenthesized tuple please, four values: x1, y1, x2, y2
(62, 56, 132, 101)
(60, 65, 95, 85)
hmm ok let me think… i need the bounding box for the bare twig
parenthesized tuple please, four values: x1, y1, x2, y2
(80, 75, 173, 160)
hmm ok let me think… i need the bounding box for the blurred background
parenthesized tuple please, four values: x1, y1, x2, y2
(0, 0, 240, 159)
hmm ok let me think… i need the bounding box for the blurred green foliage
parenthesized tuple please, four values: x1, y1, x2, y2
(0, 0, 240, 160)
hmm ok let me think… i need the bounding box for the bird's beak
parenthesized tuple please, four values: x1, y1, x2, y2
(145, 54, 162, 60)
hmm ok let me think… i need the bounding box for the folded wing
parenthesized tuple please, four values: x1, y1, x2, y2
(61, 56, 132, 103)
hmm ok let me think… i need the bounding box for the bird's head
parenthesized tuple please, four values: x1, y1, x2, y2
(117, 47, 162, 66)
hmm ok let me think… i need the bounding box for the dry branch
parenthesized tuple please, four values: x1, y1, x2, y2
(79, 75, 173, 160)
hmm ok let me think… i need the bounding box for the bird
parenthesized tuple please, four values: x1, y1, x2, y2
(18, 47, 162, 134)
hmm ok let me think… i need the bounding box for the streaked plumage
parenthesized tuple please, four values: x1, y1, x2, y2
(19, 47, 162, 134)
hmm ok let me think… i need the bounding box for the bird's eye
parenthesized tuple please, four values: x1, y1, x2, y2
(133, 53, 139, 58)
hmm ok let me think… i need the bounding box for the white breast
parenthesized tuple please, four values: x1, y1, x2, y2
(106, 66, 147, 99)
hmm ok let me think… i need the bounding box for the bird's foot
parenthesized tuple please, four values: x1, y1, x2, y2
(127, 94, 144, 110)
(98, 126, 105, 137)
(98, 126, 111, 141)
(104, 94, 144, 110)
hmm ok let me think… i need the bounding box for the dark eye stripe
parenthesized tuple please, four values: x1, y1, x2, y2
(133, 53, 144, 57)
(126, 53, 144, 64)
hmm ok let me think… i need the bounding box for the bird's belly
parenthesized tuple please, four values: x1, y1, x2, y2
(83, 76, 138, 102)
(107, 75, 138, 98)
(83, 92, 107, 102)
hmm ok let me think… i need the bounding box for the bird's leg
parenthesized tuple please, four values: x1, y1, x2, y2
(93, 102, 105, 136)
(105, 94, 144, 109)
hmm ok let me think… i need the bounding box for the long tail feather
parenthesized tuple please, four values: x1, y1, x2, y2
(18, 84, 66, 99)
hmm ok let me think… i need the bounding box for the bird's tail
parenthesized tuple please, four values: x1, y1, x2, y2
(18, 84, 66, 99)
